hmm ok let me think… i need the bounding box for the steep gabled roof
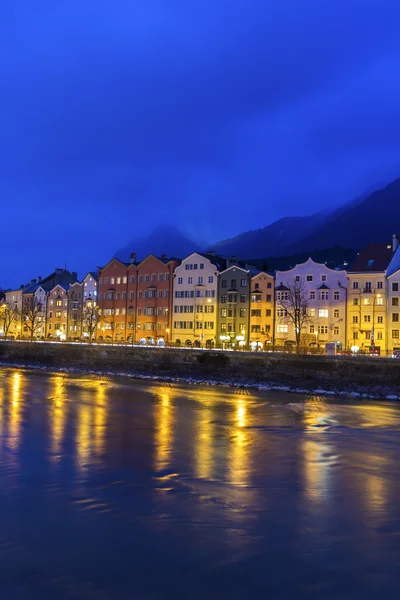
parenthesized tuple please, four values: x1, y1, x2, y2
(98, 258, 130, 272)
(251, 270, 275, 280)
(348, 243, 393, 273)
(83, 271, 98, 281)
(180, 252, 228, 272)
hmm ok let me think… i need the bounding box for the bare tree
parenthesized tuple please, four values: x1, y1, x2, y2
(276, 278, 312, 352)
(82, 300, 101, 343)
(0, 302, 18, 338)
(127, 305, 136, 345)
(20, 297, 44, 340)
(99, 308, 118, 343)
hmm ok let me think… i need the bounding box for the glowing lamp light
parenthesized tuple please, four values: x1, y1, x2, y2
(351, 345, 359, 354)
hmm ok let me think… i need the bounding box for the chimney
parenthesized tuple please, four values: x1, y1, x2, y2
(55, 268, 63, 275)
(208, 250, 216, 257)
(38, 276, 42, 283)
(227, 255, 239, 269)
(392, 233, 399, 253)
(161, 253, 167, 260)
(31, 279, 37, 285)
(130, 252, 136, 264)
(71, 271, 78, 281)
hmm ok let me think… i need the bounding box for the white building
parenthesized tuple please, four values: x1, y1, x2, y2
(171, 253, 220, 347)
(386, 234, 400, 356)
(33, 285, 48, 338)
(275, 258, 348, 351)
(82, 272, 98, 304)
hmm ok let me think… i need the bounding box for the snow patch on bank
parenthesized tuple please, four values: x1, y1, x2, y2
(0, 360, 399, 401)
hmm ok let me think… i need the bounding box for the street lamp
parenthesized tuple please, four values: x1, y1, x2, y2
(166, 327, 170, 345)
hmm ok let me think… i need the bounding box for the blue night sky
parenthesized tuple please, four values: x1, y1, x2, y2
(2, 1, 400, 287)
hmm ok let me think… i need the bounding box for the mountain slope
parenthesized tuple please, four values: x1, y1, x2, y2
(210, 212, 328, 258)
(114, 225, 202, 261)
(289, 178, 400, 254)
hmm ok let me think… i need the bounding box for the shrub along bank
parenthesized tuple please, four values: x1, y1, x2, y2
(0, 341, 399, 398)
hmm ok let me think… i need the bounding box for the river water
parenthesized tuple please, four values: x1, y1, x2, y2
(0, 368, 399, 599)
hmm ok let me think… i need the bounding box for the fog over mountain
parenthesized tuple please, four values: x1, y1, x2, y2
(114, 178, 400, 263)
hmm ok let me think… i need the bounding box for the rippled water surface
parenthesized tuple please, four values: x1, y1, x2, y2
(0, 368, 399, 598)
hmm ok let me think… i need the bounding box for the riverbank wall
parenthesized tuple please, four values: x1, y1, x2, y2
(0, 341, 399, 399)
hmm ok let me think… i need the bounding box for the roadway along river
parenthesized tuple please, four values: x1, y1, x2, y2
(0, 368, 399, 599)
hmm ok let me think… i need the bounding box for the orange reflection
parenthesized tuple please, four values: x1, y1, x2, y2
(9, 371, 22, 450)
(229, 399, 250, 486)
(154, 388, 175, 471)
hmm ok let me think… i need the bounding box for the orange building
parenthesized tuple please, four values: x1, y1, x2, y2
(98, 254, 178, 343)
(97, 259, 130, 342)
(133, 255, 179, 344)
(249, 272, 275, 350)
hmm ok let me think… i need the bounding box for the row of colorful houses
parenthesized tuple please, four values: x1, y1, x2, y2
(1, 235, 400, 355)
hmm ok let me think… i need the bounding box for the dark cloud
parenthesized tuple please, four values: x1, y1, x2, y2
(1, 1, 400, 286)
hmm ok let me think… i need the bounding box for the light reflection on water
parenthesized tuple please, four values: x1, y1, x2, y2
(0, 368, 399, 599)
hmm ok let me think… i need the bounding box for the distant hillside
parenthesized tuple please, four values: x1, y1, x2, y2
(210, 212, 328, 258)
(114, 225, 203, 262)
(287, 178, 400, 254)
(114, 177, 400, 265)
(211, 177, 400, 259)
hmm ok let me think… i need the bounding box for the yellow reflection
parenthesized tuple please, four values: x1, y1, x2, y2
(365, 473, 386, 511)
(195, 404, 214, 480)
(154, 388, 175, 471)
(76, 397, 92, 472)
(76, 381, 109, 472)
(50, 374, 66, 460)
(302, 439, 332, 501)
(229, 399, 249, 486)
(0, 380, 4, 448)
(94, 382, 107, 457)
(9, 371, 22, 450)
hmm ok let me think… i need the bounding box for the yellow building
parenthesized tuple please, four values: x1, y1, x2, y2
(347, 243, 393, 355)
(249, 272, 274, 350)
(4, 289, 24, 338)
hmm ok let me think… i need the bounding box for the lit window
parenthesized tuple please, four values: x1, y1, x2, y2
(318, 309, 328, 318)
